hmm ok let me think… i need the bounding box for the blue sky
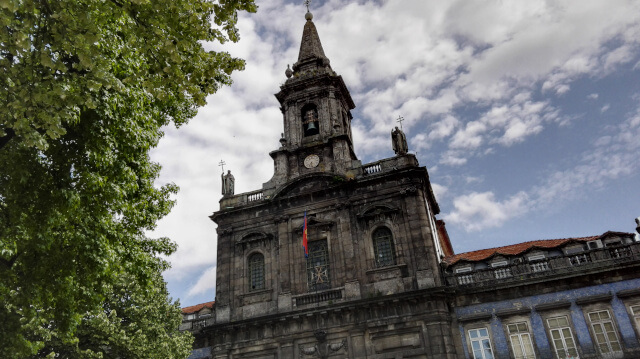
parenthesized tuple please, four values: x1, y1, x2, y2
(150, 0, 640, 307)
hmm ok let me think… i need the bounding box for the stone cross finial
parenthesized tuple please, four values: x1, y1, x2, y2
(304, 0, 311, 12)
(396, 115, 404, 130)
(218, 159, 226, 174)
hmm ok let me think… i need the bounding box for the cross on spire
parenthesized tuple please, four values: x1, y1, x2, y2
(396, 116, 405, 130)
(218, 160, 226, 174)
(304, 0, 311, 12)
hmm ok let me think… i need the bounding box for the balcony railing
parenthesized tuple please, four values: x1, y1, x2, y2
(446, 242, 640, 287)
(294, 288, 343, 306)
(179, 317, 215, 331)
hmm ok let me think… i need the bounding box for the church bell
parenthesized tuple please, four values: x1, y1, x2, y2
(305, 121, 318, 135)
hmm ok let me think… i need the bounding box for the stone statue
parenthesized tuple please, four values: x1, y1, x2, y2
(391, 126, 408, 155)
(221, 170, 235, 196)
(636, 217, 640, 235)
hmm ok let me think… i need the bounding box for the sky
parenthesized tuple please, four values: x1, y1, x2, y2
(149, 0, 640, 307)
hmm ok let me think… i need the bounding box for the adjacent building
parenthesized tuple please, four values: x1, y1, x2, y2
(180, 10, 640, 359)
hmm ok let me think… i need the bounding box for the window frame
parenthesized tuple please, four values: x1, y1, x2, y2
(467, 327, 495, 359)
(248, 252, 265, 292)
(506, 321, 536, 359)
(587, 309, 622, 355)
(545, 315, 579, 359)
(306, 239, 331, 291)
(372, 226, 397, 268)
(631, 304, 640, 337)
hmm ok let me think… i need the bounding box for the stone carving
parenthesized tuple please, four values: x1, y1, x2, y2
(221, 170, 235, 196)
(391, 126, 408, 155)
(400, 186, 417, 196)
(218, 227, 233, 236)
(299, 330, 347, 358)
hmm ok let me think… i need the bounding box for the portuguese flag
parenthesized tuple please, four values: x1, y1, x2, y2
(303, 211, 309, 258)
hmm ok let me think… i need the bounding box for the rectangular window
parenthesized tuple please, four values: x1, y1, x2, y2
(547, 316, 578, 359)
(468, 328, 494, 359)
(631, 305, 640, 332)
(306, 240, 330, 290)
(373, 227, 396, 267)
(588, 310, 622, 354)
(248, 253, 265, 291)
(507, 322, 536, 359)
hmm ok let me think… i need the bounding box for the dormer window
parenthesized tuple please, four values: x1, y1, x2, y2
(302, 105, 319, 136)
(528, 254, 548, 272)
(586, 239, 604, 250)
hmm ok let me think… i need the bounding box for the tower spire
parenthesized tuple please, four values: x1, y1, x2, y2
(297, 2, 328, 64)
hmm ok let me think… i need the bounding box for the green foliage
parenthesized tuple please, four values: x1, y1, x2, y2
(0, 0, 256, 357)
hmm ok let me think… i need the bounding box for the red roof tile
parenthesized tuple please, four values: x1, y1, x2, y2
(442, 231, 634, 266)
(182, 301, 215, 314)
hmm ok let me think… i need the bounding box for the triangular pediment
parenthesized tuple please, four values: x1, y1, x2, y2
(271, 173, 345, 200)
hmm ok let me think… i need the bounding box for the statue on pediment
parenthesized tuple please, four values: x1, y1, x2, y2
(391, 126, 408, 155)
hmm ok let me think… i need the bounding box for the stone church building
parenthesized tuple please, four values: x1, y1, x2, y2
(180, 10, 640, 359)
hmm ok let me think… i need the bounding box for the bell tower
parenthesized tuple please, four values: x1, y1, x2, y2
(266, 10, 359, 189)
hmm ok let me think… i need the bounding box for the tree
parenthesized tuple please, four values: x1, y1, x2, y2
(0, 0, 256, 357)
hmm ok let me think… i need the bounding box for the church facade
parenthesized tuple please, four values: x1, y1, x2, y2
(180, 11, 640, 359)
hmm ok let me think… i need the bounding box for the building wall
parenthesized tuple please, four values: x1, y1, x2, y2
(454, 278, 640, 358)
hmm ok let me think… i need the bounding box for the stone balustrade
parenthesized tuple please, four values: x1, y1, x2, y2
(446, 242, 640, 287)
(219, 154, 420, 210)
(179, 317, 216, 332)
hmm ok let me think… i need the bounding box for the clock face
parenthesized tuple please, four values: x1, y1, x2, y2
(304, 154, 320, 168)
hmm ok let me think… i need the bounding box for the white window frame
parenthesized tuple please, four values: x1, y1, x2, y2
(456, 266, 472, 273)
(546, 316, 578, 359)
(587, 310, 622, 354)
(468, 327, 494, 359)
(507, 322, 536, 359)
(631, 305, 640, 334)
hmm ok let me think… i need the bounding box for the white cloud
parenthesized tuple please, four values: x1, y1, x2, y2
(149, 0, 640, 303)
(187, 266, 217, 297)
(431, 183, 448, 202)
(444, 191, 529, 232)
(444, 101, 640, 231)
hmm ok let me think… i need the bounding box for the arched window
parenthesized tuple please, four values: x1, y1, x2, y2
(248, 253, 265, 291)
(373, 227, 396, 267)
(301, 104, 319, 136)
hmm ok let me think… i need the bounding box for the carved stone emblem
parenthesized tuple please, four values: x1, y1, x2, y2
(299, 330, 347, 358)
